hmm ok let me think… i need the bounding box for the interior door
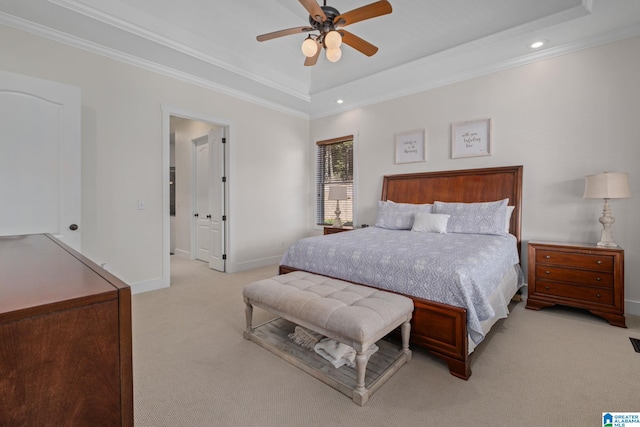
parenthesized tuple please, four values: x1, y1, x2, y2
(208, 127, 225, 272)
(194, 135, 210, 262)
(0, 71, 81, 251)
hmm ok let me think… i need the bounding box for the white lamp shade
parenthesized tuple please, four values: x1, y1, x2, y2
(301, 37, 318, 57)
(583, 172, 631, 199)
(328, 185, 348, 200)
(326, 47, 342, 63)
(324, 30, 342, 49)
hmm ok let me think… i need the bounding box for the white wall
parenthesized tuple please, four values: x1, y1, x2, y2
(310, 36, 640, 315)
(0, 24, 310, 288)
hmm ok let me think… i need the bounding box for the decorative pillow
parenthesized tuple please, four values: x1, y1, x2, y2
(434, 199, 508, 235)
(411, 213, 450, 233)
(374, 200, 433, 230)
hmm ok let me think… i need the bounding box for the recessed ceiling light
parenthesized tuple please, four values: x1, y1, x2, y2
(336, 99, 344, 104)
(530, 40, 547, 49)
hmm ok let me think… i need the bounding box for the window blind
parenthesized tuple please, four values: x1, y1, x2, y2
(316, 135, 354, 226)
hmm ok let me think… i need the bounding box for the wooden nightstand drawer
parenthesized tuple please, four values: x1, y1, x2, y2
(526, 241, 625, 328)
(535, 250, 613, 271)
(535, 281, 614, 305)
(324, 226, 353, 235)
(534, 265, 613, 288)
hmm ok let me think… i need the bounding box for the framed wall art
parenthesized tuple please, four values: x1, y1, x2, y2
(451, 119, 491, 159)
(395, 129, 425, 164)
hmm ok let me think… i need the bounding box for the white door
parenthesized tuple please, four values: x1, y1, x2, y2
(208, 127, 225, 271)
(0, 71, 81, 251)
(194, 135, 210, 262)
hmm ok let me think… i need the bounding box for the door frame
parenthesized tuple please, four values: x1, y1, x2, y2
(161, 104, 230, 286)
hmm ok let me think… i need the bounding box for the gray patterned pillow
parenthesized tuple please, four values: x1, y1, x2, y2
(374, 200, 433, 230)
(434, 199, 508, 235)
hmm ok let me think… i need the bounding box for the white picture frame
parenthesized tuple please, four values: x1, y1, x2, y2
(395, 129, 425, 164)
(451, 119, 492, 159)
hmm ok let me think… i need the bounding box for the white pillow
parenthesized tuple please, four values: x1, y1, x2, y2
(411, 213, 450, 233)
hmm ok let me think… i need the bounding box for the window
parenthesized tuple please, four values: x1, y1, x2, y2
(316, 135, 354, 226)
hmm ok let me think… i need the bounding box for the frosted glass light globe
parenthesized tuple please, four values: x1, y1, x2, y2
(301, 37, 318, 57)
(324, 30, 342, 49)
(326, 47, 342, 63)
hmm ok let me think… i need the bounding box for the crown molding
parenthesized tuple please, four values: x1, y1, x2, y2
(0, 11, 310, 119)
(48, 0, 311, 103)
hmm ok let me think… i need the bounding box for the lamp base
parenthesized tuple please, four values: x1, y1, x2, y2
(332, 200, 343, 228)
(596, 199, 618, 248)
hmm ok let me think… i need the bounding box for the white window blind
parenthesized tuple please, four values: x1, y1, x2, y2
(316, 135, 354, 226)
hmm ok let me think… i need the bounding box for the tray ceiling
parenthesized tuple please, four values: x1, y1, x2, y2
(1, 0, 639, 117)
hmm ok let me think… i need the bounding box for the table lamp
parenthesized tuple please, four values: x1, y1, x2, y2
(583, 172, 631, 247)
(328, 185, 348, 228)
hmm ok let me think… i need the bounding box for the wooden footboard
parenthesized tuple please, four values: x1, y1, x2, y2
(410, 297, 470, 380)
(279, 265, 472, 379)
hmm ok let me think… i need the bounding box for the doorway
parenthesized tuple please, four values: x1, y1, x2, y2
(163, 105, 229, 287)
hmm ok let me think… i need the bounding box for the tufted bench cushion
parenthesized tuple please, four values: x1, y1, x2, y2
(243, 271, 413, 405)
(243, 270, 414, 350)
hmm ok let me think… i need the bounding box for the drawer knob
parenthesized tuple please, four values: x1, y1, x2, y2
(596, 277, 601, 281)
(545, 255, 551, 259)
(596, 260, 602, 265)
(596, 293, 601, 298)
(545, 270, 550, 275)
(545, 286, 550, 290)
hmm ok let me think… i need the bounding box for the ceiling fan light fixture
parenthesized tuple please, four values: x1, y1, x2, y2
(326, 47, 342, 63)
(324, 30, 342, 49)
(301, 36, 318, 57)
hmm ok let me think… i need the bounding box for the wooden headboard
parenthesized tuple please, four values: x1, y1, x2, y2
(381, 165, 523, 256)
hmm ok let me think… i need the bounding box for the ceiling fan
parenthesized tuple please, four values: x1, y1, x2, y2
(256, 0, 392, 66)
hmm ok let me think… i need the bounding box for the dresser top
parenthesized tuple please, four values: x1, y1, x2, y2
(0, 234, 120, 321)
(528, 240, 624, 252)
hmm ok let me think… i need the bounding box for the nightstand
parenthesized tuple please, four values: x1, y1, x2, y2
(324, 226, 353, 235)
(526, 241, 626, 327)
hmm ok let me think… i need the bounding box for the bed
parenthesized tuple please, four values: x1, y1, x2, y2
(279, 165, 523, 379)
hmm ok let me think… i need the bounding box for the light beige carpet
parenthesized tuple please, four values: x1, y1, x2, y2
(132, 257, 640, 427)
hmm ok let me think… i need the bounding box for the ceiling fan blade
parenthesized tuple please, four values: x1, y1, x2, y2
(334, 0, 392, 27)
(256, 26, 314, 42)
(339, 30, 378, 56)
(304, 39, 322, 66)
(298, 0, 326, 22)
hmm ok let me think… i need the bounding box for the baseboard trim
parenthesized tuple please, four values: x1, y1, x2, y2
(625, 299, 640, 317)
(130, 277, 169, 295)
(173, 248, 191, 259)
(226, 255, 281, 273)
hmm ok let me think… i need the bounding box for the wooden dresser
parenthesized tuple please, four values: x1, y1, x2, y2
(0, 234, 133, 427)
(526, 240, 625, 327)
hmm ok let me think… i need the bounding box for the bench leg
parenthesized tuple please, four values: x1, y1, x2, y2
(243, 301, 253, 339)
(401, 320, 412, 362)
(353, 351, 369, 406)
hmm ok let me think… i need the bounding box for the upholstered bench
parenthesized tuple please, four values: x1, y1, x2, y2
(243, 271, 414, 405)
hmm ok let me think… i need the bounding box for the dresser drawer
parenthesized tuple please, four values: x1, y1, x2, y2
(535, 250, 613, 271)
(534, 265, 613, 288)
(535, 281, 614, 305)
